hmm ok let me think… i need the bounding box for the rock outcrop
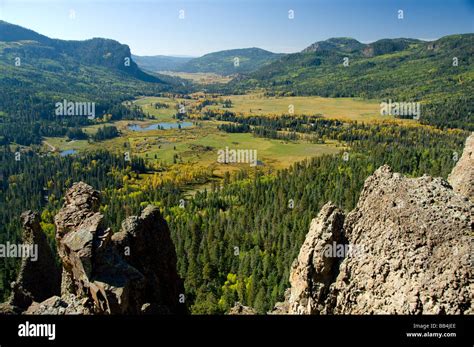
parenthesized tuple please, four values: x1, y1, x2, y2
(228, 302, 258, 315)
(269, 289, 290, 314)
(2, 182, 185, 315)
(282, 160, 473, 314)
(288, 203, 345, 314)
(111, 206, 184, 314)
(24, 294, 91, 315)
(448, 132, 474, 202)
(0, 211, 61, 313)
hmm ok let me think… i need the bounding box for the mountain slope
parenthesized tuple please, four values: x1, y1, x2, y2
(230, 35, 474, 130)
(302, 37, 367, 54)
(178, 48, 283, 75)
(0, 20, 164, 83)
(132, 54, 193, 72)
(0, 21, 185, 145)
(0, 20, 52, 44)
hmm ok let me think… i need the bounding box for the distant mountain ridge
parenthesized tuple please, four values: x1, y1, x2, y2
(1, 20, 472, 130)
(0, 20, 179, 146)
(229, 34, 474, 130)
(0, 20, 161, 82)
(176, 47, 284, 75)
(301, 37, 421, 56)
(132, 54, 194, 73)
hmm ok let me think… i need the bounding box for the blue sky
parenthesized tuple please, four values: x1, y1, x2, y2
(1, 0, 473, 56)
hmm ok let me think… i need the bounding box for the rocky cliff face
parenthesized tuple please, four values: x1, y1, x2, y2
(1, 182, 185, 315)
(283, 158, 472, 314)
(0, 211, 62, 313)
(228, 303, 258, 315)
(449, 133, 474, 202)
(288, 204, 345, 314)
(111, 205, 184, 314)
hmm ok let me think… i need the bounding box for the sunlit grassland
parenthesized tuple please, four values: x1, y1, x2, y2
(121, 120, 343, 171)
(158, 71, 233, 84)
(43, 117, 343, 175)
(206, 93, 417, 124)
(41, 93, 421, 186)
(131, 96, 181, 121)
(39, 93, 424, 178)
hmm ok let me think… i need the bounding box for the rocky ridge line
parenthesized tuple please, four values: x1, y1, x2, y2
(276, 133, 473, 315)
(1, 182, 185, 315)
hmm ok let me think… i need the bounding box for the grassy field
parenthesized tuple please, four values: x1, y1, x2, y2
(42, 93, 413, 185)
(119, 119, 342, 171)
(178, 131, 341, 170)
(206, 93, 416, 123)
(43, 137, 90, 152)
(132, 96, 181, 121)
(159, 71, 233, 84)
(43, 118, 342, 175)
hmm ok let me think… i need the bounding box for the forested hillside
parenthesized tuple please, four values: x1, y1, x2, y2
(178, 48, 283, 75)
(0, 21, 184, 146)
(0, 20, 471, 315)
(132, 54, 193, 72)
(229, 35, 474, 130)
(2, 122, 466, 311)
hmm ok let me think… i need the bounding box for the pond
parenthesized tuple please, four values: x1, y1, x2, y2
(128, 122, 193, 131)
(60, 149, 77, 157)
